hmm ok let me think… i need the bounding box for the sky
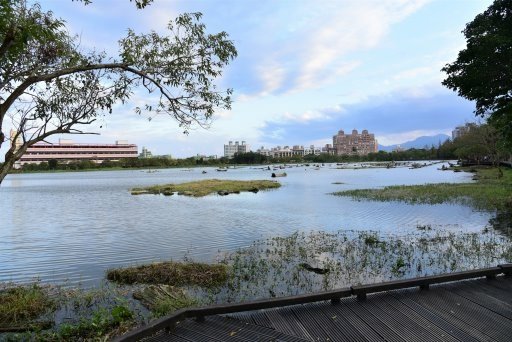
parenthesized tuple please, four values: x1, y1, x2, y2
(2, 0, 493, 159)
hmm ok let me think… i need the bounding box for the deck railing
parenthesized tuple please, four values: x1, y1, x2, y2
(115, 263, 512, 342)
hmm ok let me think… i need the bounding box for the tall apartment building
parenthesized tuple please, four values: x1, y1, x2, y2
(333, 129, 378, 156)
(452, 123, 476, 140)
(224, 141, 249, 158)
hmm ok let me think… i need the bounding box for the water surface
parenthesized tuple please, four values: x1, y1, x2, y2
(0, 163, 493, 286)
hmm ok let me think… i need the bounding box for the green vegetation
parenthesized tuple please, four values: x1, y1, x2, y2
(442, 0, 512, 146)
(0, 0, 237, 185)
(131, 179, 281, 197)
(133, 285, 197, 318)
(334, 167, 512, 211)
(0, 284, 54, 329)
(107, 261, 229, 287)
(1, 282, 143, 340)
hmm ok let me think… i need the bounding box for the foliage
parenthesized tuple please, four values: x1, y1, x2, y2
(131, 179, 281, 197)
(231, 151, 269, 164)
(451, 124, 508, 166)
(0, 0, 237, 184)
(107, 261, 229, 287)
(442, 0, 512, 145)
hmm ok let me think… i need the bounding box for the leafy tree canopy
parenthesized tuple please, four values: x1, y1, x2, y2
(0, 0, 237, 183)
(442, 0, 512, 145)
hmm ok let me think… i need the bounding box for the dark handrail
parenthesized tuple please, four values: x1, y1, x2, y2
(115, 264, 512, 342)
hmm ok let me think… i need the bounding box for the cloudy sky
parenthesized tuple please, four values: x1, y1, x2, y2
(3, 0, 492, 158)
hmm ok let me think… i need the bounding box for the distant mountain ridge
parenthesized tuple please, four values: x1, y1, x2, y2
(378, 134, 450, 152)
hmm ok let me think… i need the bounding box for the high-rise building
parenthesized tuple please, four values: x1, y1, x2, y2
(223, 141, 249, 158)
(333, 129, 378, 156)
(452, 123, 476, 140)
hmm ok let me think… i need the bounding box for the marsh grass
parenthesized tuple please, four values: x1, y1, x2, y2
(133, 285, 197, 318)
(203, 228, 512, 303)
(333, 167, 512, 211)
(0, 284, 54, 327)
(1, 282, 145, 340)
(131, 179, 281, 197)
(106, 261, 229, 288)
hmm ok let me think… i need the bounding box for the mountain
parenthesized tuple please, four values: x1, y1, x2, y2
(378, 134, 450, 152)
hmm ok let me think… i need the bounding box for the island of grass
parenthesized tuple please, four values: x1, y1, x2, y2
(107, 261, 229, 288)
(333, 167, 512, 211)
(131, 179, 281, 197)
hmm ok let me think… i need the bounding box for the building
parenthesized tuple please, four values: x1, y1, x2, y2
(452, 123, 476, 140)
(255, 145, 322, 158)
(333, 129, 378, 156)
(224, 141, 249, 158)
(139, 146, 153, 158)
(16, 139, 138, 166)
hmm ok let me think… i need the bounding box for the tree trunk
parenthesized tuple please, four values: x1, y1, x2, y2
(0, 152, 17, 185)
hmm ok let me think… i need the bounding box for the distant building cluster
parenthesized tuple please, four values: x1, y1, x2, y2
(452, 123, 476, 140)
(224, 128, 378, 159)
(223, 141, 249, 158)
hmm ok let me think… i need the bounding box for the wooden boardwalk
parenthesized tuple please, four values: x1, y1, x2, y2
(117, 267, 512, 342)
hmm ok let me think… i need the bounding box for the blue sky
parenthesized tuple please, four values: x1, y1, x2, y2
(3, 0, 492, 158)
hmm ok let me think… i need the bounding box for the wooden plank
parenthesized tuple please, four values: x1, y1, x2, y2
(390, 290, 480, 342)
(369, 292, 450, 342)
(143, 331, 192, 342)
(328, 300, 386, 342)
(264, 307, 312, 340)
(433, 287, 512, 340)
(290, 304, 333, 341)
(444, 281, 512, 320)
(309, 302, 365, 342)
(380, 294, 460, 342)
(397, 289, 500, 341)
(342, 298, 408, 342)
(208, 316, 310, 342)
(358, 294, 437, 342)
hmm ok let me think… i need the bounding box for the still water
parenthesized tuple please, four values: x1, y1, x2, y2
(0, 163, 494, 286)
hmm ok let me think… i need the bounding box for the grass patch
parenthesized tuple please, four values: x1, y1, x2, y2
(133, 285, 197, 318)
(333, 167, 512, 211)
(106, 261, 229, 288)
(0, 284, 54, 328)
(131, 179, 281, 197)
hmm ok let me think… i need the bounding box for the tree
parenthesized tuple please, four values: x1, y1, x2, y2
(0, 0, 237, 184)
(441, 0, 512, 146)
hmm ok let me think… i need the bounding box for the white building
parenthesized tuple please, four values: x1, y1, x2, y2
(224, 141, 249, 158)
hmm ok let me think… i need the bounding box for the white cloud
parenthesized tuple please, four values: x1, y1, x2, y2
(290, 0, 431, 92)
(281, 110, 331, 123)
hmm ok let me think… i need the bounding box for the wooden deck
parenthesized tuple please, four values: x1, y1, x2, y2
(117, 266, 512, 342)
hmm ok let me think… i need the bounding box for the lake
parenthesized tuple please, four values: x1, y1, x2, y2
(0, 163, 495, 287)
